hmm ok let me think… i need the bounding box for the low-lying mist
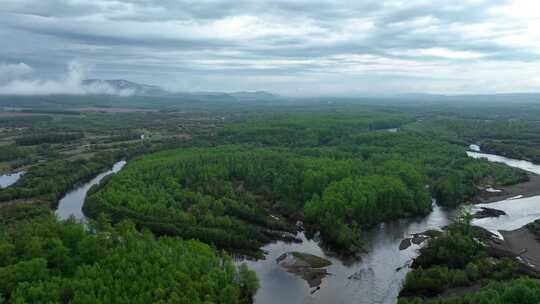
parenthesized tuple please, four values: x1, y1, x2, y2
(0, 62, 136, 96)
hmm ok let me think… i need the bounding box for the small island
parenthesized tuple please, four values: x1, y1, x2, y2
(277, 252, 332, 288)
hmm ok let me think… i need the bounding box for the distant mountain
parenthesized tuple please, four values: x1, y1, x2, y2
(81, 79, 280, 101)
(82, 79, 168, 96)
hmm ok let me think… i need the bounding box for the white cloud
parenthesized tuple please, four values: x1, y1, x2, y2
(0, 62, 133, 95)
(1, 0, 540, 95)
(417, 48, 486, 59)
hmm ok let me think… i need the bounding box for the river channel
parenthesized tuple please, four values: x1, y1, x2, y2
(0, 171, 24, 188)
(51, 149, 540, 304)
(245, 148, 540, 304)
(55, 160, 126, 220)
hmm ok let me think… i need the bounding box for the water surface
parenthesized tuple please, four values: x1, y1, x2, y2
(248, 149, 540, 304)
(0, 171, 24, 188)
(56, 160, 126, 221)
(246, 203, 457, 304)
(468, 151, 540, 236)
(467, 151, 540, 175)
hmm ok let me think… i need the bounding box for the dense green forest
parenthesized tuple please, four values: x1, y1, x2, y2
(15, 132, 84, 146)
(0, 149, 133, 205)
(85, 113, 526, 253)
(219, 113, 526, 207)
(0, 146, 28, 162)
(399, 215, 533, 303)
(3, 99, 540, 303)
(219, 112, 413, 147)
(405, 118, 540, 164)
(401, 278, 540, 304)
(0, 204, 258, 304)
(85, 146, 432, 252)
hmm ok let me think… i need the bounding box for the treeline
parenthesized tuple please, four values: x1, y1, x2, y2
(104, 131, 141, 143)
(0, 145, 28, 162)
(399, 215, 531, 302)
(0, 144, 152, 205)
(219, 113, 413, 147)
(84, 111, 529, 254)
(222, 116, 526, 207)
(406, 118, 540, 164)
(85, 140, 522, 253)
(15, 132, 84, 146)
(401, 278, 540, 304)
(0, 116, 52, 128)
(19, 109, 81, 115)
(304, 161, 432, 249)
(0, 204, 258, 304)
(85, 146, 432, 253)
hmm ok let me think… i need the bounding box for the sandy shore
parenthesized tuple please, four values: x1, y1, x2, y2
(474, 173, 540, 204)
(483, 226, 540, 277)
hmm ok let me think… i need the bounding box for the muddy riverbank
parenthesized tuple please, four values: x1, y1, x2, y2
(474, 173, 540, 204)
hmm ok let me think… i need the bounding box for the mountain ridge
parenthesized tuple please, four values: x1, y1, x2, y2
(82, 79, 280, 101)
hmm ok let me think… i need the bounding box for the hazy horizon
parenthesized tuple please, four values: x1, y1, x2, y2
(1, 1, 540, 96)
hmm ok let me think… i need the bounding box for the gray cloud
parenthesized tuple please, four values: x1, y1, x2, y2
(0, 0, 539, 96)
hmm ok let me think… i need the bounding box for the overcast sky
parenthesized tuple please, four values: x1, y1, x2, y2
(1, 0, 540, 96)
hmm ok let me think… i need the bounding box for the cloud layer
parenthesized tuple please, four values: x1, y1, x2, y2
(1, 0, 540, 95)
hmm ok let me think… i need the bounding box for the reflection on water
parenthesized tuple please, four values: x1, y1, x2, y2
(467, 151, 540, 175)
(249, 150, 540, 304)
(467, 151, 540, 236)
(55, 160, 126, 221)
(467, 150, 540, 230)
(246, 203, 458, 304)
(0, 171, 24, 188)
(472, 196, 540, 237)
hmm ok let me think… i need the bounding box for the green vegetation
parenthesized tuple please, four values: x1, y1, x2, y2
(0, 205, 258, 304)
(289, 252, 332, 268)
(221, 114, 526, 207)
(220, 112, 413, 147)
(400, 215, 530, 301)
(84, 146, 372, 253)
(0, 146, 28, 162)
(400, 278, 540, 304)
(406, 118, 540, 164)
(15, 132, 84, 146)
(3, 97, 540, 302)
(85, 111, 525, 253)
(526, 219, 540, 238)
(0, 149, 133, 205)
(304, 164, 431, 248)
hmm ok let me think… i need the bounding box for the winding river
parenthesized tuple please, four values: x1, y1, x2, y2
(0, 171, 24, 188)
(246, 148, 540, 304)
(55, 160, 126, 221)
(48, 149, 540, 303)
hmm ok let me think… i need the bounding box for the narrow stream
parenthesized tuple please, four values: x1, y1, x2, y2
(247, 149, 540, 304)
(0, 171, 24, 188)
(55, 160, 126, 221)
